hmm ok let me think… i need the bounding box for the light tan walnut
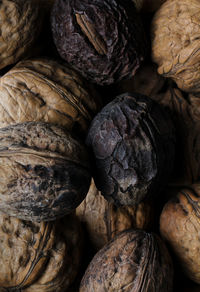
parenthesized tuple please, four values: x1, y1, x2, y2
(0, 58, 100, 138)
(0, 213, 83, 291)
(76, 179, 153, 250)
(160, 184, 200, 284)
(151, 0, 200, 93)
(0, 0, 43, 70)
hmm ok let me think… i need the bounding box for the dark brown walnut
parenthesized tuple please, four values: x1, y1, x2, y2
(0, 121, 91, 221)
(80, 229, 173, 292)
(0, 0, 43, 70)
(86, 93, 175, 206)
(76, 179, 153, 250)
(51, 0, 147, 85)
(0, 213, 82, 291)
(0, 58, 100, 138)
(151, 0, 200, 93)
(115, 64, 200, 184)
(160, 184, 200, 284)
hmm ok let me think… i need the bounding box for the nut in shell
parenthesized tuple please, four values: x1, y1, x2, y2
(80, 229, 173, 292)
(151, 0, 200, 93)
(0, 213, 83, 291)
(51, 0, 147, 85)
(0, 121, 91, 221)
(86, 93, 175, 206)
(0, 0, 42, 69)
(0, 58, 100, 138)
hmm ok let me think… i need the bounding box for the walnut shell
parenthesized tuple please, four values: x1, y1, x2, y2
(86, 93, 175, 206)
(0, 58, 100, 138)
(80, 229, 173, 292)
(0, 213, 82, 291)
(160, 184, 200, 284)
(76, 179, 153, 250)
(0, 0, 42, 70)
(151, 0, 200, 93)
(0, 121, 91, 221)
(51, 0, 147, 85)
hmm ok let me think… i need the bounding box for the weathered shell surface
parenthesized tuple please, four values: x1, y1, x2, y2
(80, 229, 173, 292)
(0, 122, 91, 221)
(0, 213, 82, 291)
(0, 58, 100, 138)
(76, 179, 153, 250)
(51, 0, 147, 85)
(86, 93, 175, 206)
(151, 0, 200, 93)
(160, 184, 200, 284)
(0, 0, 42, 69)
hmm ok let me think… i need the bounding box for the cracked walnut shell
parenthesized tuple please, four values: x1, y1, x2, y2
(0, 213, 82, 291)
(0, 0, 42, 70)
(0, 122, 91, 221)
(0, 58, 100, 138)
(86, 93, 175, 206)
(80, 229, 173, 292)
(151, 0, 200, 93)
(160, 184, 200, 284)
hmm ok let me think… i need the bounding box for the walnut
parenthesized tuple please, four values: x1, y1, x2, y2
(51, 0, 147, 85)
(0, 58, 100, 138)
(0, 121, 91, 221)
(0, 213, 82, 291)
(151, 0, 200, 93)
(160, 184, 200, 284)
(80, 229, 173, 292)
(0, 0, 43, 70)
(86, 92, 175, 206)
(76, 179, 153, 250)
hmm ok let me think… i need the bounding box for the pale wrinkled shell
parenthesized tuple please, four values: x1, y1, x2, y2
(151, 0, 200, 93)
(76, 179, 153, 250)
(0, 0, 42, 69)
(0, 58, 99, 137)
(0, 213, 82, 291)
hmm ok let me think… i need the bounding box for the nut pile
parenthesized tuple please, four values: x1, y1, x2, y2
(0, 0, 200, 291)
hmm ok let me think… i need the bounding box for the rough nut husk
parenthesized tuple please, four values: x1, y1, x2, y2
(80, 229, 173, 292)
(151, 0, 200, 93)
(86, 92, 175, 206)
(0, 121, 91, 221)
(0, 58, 100, 138)
(51, 0, 147, 85)
(0, 0, 42, 70)
(76, 179, 153, 250)
(0, 213, 82, 291)
(160, 184, 200, 284)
